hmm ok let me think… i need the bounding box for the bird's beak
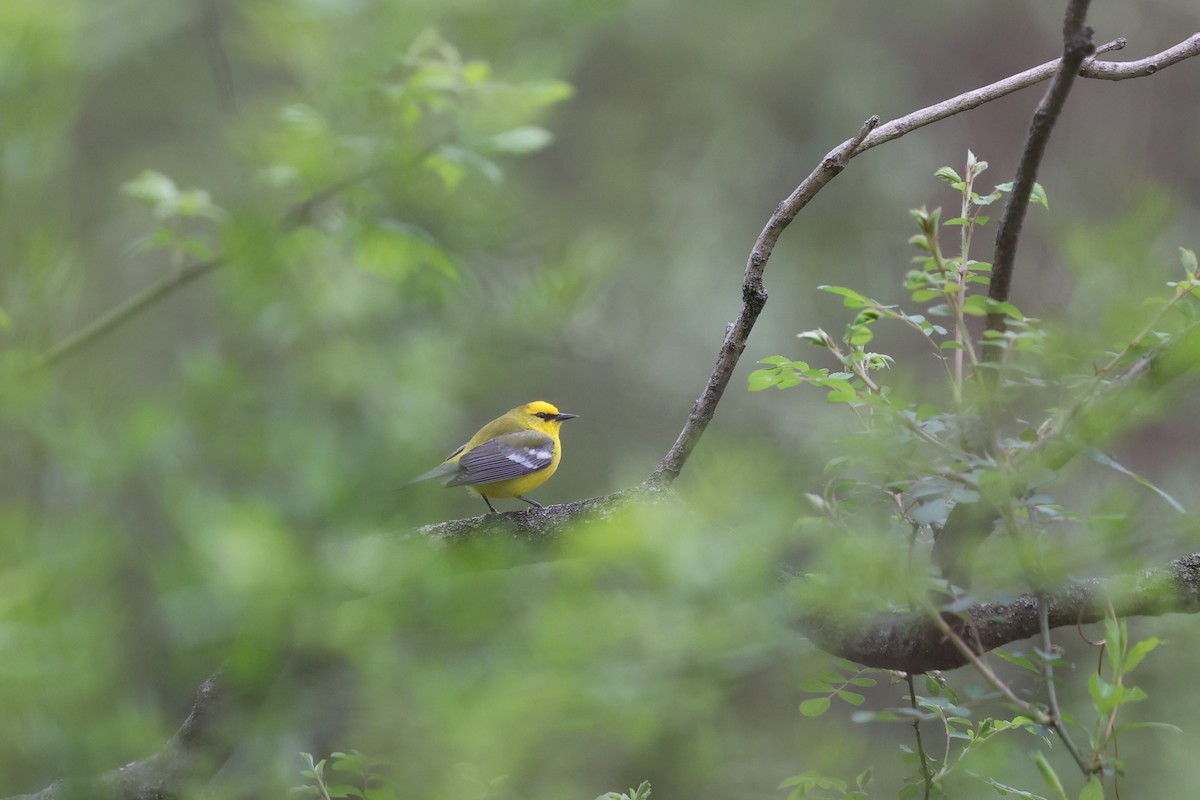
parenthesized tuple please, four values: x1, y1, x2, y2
(553, 412, 579, 421)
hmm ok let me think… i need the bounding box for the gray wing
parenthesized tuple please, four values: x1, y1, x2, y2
(446, 429, 555, 487)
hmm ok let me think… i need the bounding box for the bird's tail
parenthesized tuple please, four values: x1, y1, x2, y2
(400, 460, 459, 488)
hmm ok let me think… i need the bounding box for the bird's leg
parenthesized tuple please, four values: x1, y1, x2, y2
(517, 496, 543, 509)
(482, 495, 499, 513)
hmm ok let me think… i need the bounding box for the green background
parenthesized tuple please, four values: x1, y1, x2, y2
(2, 1, 1199, 797)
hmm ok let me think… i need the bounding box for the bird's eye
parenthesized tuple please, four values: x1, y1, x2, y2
(535, 412, 549, 419)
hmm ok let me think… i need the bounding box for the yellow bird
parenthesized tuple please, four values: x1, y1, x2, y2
(406, 400, 578, 513)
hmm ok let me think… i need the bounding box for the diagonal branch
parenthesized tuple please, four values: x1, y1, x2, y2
(985, 0, 1095, 345)
(10, 668, 229, 800)
(36, 164, 391, 369)
(649, 115, 880, 485)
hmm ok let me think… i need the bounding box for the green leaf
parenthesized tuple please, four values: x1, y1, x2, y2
(514, 78, 575, 109)
(1089, 673, 1147, 714)
(800, 697, 832, 717)
(818, 285, 874, 308)
(748, 366, 801, 392)
(1181, 247, 1198, 276)
(1090, 449, 1186, 514)
(1030, 182, 1049, 208)
(1077, 778, 1103, 800)
(993, 649, 1039, 673)
(1102, 614, 1125, 675)
(846, 324, 874, 346)
(960, 295, 1025, 319)
(485, 125, 555, 154)
(1122, 636, 1161, 673)
(123, 169, 179, 210)
(1032, 751, 1068, 800)
(824, 383, 860, 404)
(798, 679, 834, 693)
(798, 328, 833, 347)
(836, 689, 866, 706)
(995, 181, 1048, 208)
(935, 166, 962, 184)
(1117, 721, 1183, 734)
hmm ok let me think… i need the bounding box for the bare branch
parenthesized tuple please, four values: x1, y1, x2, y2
(39, 255, 226, 367)
(651, 30, 1200, 485)
(1081, 33, 1200, 79)
(37, 161, 406, 369)
(800, 554, 1200, 674)
(650, 116, 880, 485)
(986, 0, 1095, 343)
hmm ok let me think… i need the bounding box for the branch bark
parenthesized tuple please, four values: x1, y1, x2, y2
(649, 115, 880, 485)
(986, 0, 1095, 345)
(800, 554, 1200, 674)
(11, 668, 229, 800)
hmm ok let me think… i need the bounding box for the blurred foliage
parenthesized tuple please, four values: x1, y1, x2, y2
(1, 0, 1199, 798)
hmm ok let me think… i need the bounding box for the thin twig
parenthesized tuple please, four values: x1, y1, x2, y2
(37, 165, 385, 368)
(985, 0, 1095, 346)
(1081, 33, 1200, 79)
(199, 0, 237, 113)
(1037, 594, 1093, 776)
(922, 601, 1045, 717)
(39, 255, 226, 367)
(906, 672, 934, 799)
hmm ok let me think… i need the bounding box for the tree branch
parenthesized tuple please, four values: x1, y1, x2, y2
(413, 487, 666, 544)
(1080, 33, 1200, 79)
(800, 554, 1200, 674)
(651, 30, 1200, 485)
(985, 0, 1094, 344)
(649, 115, 880, 486)
(37, 165, 389, 368)
(10, 668, 229, 800)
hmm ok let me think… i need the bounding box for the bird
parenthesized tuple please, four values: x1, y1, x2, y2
(405, 400, 578, 513)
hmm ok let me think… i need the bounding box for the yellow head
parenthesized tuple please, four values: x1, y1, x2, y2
(512, 400, 579, 433)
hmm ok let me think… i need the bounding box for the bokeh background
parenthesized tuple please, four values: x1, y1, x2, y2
(2, 0, 1199, 797)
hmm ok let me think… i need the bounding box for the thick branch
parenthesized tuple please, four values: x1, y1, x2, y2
(10, 668, 229, 800)
(801, 554, 1200, 674)
(414, 487, 666, 544)
(985, 1, 1094, 342)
